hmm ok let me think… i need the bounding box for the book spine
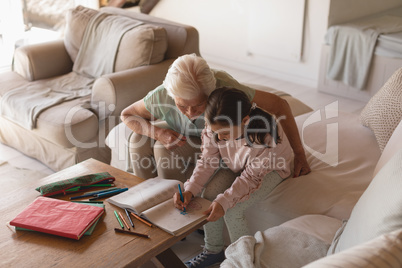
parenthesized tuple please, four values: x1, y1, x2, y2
(11, 221, 79, 240)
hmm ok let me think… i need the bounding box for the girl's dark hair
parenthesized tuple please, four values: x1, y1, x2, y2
(205, 87, 280, 146)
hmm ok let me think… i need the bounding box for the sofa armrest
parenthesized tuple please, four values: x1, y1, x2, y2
(13, 40, 73, 81)
(91, 59, 175, 120)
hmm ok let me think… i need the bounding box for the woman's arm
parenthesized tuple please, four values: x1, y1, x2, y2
(252, 90, 310, 177)
(121, 99, 186, 150)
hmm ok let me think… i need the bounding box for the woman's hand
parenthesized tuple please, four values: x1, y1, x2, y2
(157, 129, 187, 150)
(204, 201, 225, 222)
(293, 154, 311, 177)
(173, 190, 193, 211)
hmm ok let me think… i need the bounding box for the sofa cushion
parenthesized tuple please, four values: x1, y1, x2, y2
(304, 228, 402, 268)
(114, 24, 167, 72)
(246, 111, 381, 230)
(64, 6, 168, 71)
(328, 149, 402, 254)
(373, 119, 402, 177)
(34, 96, 99, 148)
(360, 67, 402, 151)
(64, 5, 98, 62)
(280, 215, 343, 245)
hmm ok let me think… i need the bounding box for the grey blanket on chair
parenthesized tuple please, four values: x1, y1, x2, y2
(73, 12, 143, 78)
(0, 12, 143, 130)
(326, 15, 402, 90)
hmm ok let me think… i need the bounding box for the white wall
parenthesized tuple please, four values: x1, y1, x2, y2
(151, 0, 331, 88)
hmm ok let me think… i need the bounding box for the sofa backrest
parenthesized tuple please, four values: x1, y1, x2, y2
(100, 7, 200, 59)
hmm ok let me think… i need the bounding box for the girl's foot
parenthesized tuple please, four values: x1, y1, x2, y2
(185, 249, 225, 268)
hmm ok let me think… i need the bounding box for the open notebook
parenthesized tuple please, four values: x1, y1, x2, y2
(107, 178, 211, 236)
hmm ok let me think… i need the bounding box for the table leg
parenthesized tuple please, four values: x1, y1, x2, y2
(155, 248, 186, 268)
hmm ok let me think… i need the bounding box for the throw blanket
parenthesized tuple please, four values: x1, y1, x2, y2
(73, 12, 143, 78)
(326, 15, 402, 90)
(0, 73, 93, 129)
(0, 13, 143, 130)
(221, 226, 329, 268)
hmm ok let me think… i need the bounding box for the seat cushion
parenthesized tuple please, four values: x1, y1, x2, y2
(33, 96, 99, 148)
(246, 110, 381, 229)
(0, 71, 98, 148)
(280, 215, 343, 245)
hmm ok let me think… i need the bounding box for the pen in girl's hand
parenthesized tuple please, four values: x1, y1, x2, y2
(178, 184, 186, 212)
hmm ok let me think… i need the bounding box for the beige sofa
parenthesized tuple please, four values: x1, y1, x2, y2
(221, 68, 402, 267)
(0, 6, 199, 171)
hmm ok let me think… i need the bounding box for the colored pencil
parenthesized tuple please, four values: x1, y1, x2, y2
(118, 211, 131, 230)
(114, 210, 124, 229)
(89, 188, 128, 200)
(114, 228, 149, 238)
(130, 212, 153, 227)
(70, 188, 122, 200)
(125, 209, 135, 228)
(81, 184, 115, 188)
(84, 187, 119, 195)
(178, 184, 186, 212)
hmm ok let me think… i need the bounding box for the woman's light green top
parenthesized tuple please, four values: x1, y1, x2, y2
(143, 69, 255, 137)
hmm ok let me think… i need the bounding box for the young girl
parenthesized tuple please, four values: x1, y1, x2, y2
(174, 87, 293, 268)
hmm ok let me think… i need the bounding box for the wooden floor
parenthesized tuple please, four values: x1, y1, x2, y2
(0, 60, 368, 266)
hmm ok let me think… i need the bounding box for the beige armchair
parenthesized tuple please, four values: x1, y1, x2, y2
(0, 6, 200, 171)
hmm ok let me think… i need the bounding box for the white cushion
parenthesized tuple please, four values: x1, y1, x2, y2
(328, 149, 402, 254)
(373, 119, 402, 177)
(303, 229, 402, 268)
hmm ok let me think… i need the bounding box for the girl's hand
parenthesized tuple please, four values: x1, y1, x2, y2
(204, 201, 225, 222)
(173, 191, 193, 211)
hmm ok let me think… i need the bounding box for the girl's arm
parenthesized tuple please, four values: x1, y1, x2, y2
(184, 127, 221, 196)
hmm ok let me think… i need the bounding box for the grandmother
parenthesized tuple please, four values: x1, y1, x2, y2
(121, 54, 310, 181)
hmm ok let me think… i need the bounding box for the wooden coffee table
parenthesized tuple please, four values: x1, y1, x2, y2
(1, 158, 205, 267)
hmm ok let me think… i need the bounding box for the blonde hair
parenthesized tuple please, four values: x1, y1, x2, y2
(163, 54, 216, 100)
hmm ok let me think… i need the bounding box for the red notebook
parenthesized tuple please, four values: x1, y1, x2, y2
(10, 197, 104, 240)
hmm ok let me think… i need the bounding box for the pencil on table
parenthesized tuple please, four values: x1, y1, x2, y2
(114, 210, 124, 229)
(114, 228, 150, 238)
(130, 212, 153, 227)
(125, 208, 135, 228)
(118, 211, 131, 230)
